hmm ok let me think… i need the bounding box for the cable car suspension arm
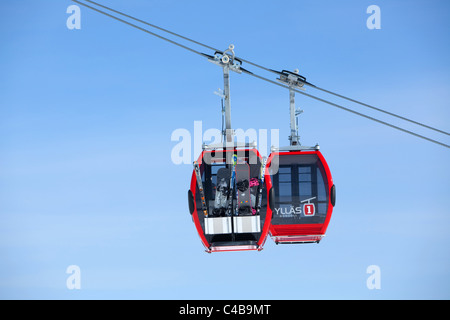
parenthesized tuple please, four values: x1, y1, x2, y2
(276, 69, 306, 146)
(208, 46, 243, 143)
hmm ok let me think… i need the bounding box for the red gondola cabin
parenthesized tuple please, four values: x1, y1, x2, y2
(266, 147, 336, 244)
(188, 147, 273, 252)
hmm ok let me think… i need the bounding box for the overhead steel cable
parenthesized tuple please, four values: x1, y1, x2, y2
(81, 0, 220, 53)
(80, 1, 284, 75)
(72, 0, 450, 149)
(242, 71, 450, 149)
(78, 0, 450, 137)
(71, 0, 206, 58)
(303, 83, 450, 136)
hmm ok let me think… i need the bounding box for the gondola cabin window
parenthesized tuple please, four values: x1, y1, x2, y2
(270, 155, 329, 225)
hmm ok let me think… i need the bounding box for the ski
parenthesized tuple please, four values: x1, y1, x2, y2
(226, 154, 238, 216)
(213, 167, 230, 216)
(254, 156, 267, 215)
(193, 161, 208, 217)
(236, 160, 251, 216)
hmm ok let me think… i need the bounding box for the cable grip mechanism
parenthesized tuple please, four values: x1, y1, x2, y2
(209, 44, 242, 74)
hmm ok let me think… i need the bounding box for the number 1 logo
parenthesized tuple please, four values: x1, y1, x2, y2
(303, 203, 315, 216)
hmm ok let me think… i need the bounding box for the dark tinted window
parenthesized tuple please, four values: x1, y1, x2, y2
(270, 153, 329, 225)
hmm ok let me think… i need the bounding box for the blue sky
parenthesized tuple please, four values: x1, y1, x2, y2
(1, 0, 449, 299)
